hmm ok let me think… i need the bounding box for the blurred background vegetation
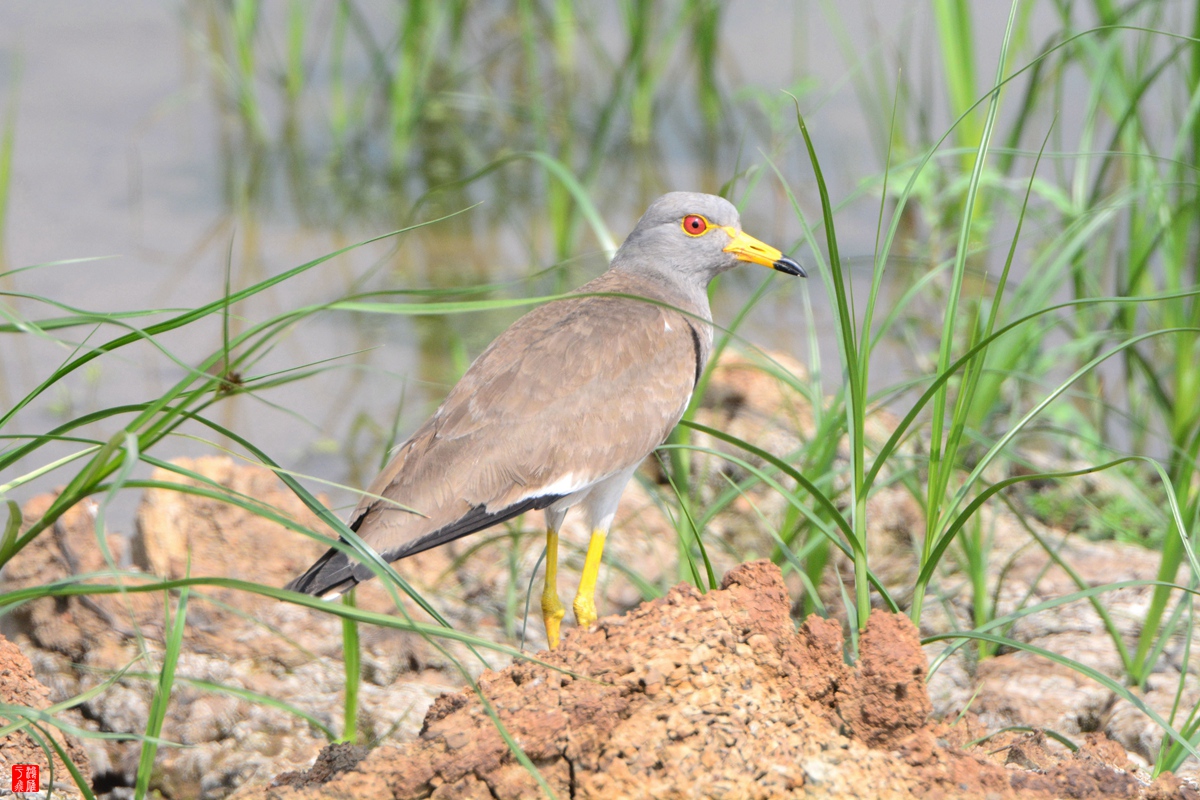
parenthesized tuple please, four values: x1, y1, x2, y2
(3, 0, 1200, 788)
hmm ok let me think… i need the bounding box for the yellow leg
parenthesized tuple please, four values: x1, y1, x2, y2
(573, 529, 607, 629)
(541, 528, 566, 649)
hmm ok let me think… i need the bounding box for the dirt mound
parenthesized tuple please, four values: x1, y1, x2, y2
(255, 561, 1176, 800)
(0, 632, 91, 797)
(839, 606, 932, 748)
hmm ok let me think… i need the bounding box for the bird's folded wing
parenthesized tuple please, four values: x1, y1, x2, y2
(347, 281, 705, 561)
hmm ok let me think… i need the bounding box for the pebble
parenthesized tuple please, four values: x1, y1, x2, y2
(689, 644, 713, 666)
(802, 759, 833, 784)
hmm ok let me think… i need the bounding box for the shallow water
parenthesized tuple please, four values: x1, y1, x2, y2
(0, 1, 1073, 520)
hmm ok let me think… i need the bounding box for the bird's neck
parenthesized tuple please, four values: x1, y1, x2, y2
(597, 264, 714, 324)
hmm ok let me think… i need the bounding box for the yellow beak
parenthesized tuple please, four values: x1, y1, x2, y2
(721, 227, 806, 276)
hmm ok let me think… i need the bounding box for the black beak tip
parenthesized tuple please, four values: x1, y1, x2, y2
(773, 256, 806, 278)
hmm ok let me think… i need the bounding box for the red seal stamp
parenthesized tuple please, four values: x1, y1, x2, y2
(11, 764, 40, 793)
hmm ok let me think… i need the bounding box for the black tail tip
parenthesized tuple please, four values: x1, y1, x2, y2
(284, 548, 357, 598)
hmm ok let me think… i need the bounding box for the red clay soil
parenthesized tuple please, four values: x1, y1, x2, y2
(0, 632, 91, 795)
(256, 561, 1189, 800)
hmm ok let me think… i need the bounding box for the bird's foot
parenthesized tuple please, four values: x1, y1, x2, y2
(573, 594, 597, 630)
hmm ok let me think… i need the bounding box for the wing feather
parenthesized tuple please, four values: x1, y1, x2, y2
(295, 270, 708, 594)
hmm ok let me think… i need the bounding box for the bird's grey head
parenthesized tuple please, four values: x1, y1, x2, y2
(611, 192, 804, 290)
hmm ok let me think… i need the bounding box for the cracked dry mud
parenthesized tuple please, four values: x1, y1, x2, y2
(257, 561, 1188, 800)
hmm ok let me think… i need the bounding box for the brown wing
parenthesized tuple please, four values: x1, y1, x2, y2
(284, 271, 705, 595)
(358, 270, 704, 537)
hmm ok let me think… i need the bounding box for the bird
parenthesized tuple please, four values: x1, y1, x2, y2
(285, 192, 804, 648)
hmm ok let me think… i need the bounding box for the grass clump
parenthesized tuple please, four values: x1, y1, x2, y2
(1022, 464, 1168, 548)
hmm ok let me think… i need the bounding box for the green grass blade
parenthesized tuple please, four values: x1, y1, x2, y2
(924, 629, 1200, 763)
(134, 583, 189, 800)
(340, 589, 361, 744)
(790, 96, 870, 630)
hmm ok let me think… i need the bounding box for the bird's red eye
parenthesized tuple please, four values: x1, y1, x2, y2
(682, 214, 709, 236)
